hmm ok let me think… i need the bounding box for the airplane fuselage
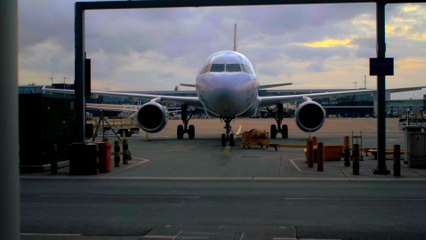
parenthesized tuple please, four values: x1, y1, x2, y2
(195, 51, 259, 118)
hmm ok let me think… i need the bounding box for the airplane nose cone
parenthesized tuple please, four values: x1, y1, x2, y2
(197, 73, 256, 117)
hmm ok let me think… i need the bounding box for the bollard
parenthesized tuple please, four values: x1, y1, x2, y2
(344, 146, 351, 167)
(50, 144, 58, 175)
(123, 139, 129, 165)
(114, 140, 120, 167)
(312, 136, 318, 147)
(312, 136, 318, 163)
(393, 144, 401, 177)
(307, 140, 314, 168)
(95, 144, 100, 175)
(317, 142, 324, 172)
(352, 144, 360, 175)
(343, 136, 350, 148)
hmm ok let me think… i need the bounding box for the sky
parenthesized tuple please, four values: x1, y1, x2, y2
(18, 0, 426, 99)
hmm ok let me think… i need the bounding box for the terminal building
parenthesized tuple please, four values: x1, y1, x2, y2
(19, 84, 425, 118)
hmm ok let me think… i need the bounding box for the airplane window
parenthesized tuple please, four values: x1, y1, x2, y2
(210, 64, 225, 72)
(226, 64, 241, 72)
(241, 64, 252, 74)
(200, 64, 211, 74)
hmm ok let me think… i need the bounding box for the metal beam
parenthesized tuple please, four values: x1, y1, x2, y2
(74, 0, 426, 147)
(76, 0, 426, 10)
(374, 1, 390, 175)
(75, 4, 86, 142)
(0, 0, 19, 239)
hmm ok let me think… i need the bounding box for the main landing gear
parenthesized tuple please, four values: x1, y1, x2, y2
(267, 104, 288, 139)
(221, 117, 235, 147)
(177, 104, 195, 139)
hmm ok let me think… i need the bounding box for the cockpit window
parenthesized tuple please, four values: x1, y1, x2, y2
(205, 63, 252, 74)
(241, 64, 253, 74)
(199, 64, 211, 75)
(210, 64, 225, 72)
(226, 64, 241, 72)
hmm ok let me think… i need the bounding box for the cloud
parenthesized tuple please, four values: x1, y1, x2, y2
(300, 38, 355, 48)
(397, 57, 426, 70)
(18, 1, 426, 94)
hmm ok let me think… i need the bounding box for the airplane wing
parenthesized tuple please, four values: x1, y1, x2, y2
(259, 86, 426, 106)
(258, 82, 292, 89)
(86, 103, 141, 112)
(42, 87, 202, 107)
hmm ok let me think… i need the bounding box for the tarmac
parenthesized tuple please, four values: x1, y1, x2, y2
(22, 117, 426, 180)
(20, 118, 426, 240)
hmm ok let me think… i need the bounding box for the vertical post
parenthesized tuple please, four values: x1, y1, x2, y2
(75, 3, 86, 142)
(317, 142, 324, 172)
(343, 136, 351, 167)
(51, 144, 58, 175)
(123, 139, 129, 165)
(353, 144, 360, 175)
(344, 146, 351, 167)
(393, 144, 401, 177)
(307, 140, 314, 168)
(312, 136, 318, 163)
(374, 1, 390, 175)
(0, 0, 19, 239)
(343, 136, 350, 148)
(114, 140, 121, 167)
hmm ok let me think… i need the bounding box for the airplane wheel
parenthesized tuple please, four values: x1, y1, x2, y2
(177, 125, 184, 139)
(229, 134, 235, 146)
(281, 124, 288, 139)
(221, 134, 226, 147)
(270, 125, 277, 139)
(188, 125, 195, 139)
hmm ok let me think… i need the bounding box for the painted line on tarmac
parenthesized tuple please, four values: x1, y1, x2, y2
(289, 158, 302, 172)
(21, 175, 426, 181)
(21, 233, 82, 237)
(284, 197, 426, 201)
(113, 157, 150, 173)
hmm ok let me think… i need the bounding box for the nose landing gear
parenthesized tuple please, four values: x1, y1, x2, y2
(221, 117, 235, 147)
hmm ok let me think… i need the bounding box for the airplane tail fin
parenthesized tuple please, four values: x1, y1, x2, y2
(233, 23, 237, 52)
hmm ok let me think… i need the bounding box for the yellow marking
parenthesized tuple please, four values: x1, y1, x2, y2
(223, 146, 232, 155)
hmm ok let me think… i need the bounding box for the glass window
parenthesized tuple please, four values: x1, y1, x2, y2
(210, 64, 225, 72)
(199, 64, 211, 74)
(226, 64, 241, 72)
(241, 64, 252, 74)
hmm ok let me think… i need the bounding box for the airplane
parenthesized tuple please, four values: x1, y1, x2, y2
(44, 26, 426, 146)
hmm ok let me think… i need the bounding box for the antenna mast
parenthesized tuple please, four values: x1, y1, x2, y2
(233, 23, 237, 51)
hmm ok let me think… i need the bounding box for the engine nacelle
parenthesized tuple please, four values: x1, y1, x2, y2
(295, 100, 326, 132)
(136, 101, 168, 133)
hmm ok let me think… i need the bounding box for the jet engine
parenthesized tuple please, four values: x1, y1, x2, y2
(295, 99, 326, 132)
(136, 101, 168, 133)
